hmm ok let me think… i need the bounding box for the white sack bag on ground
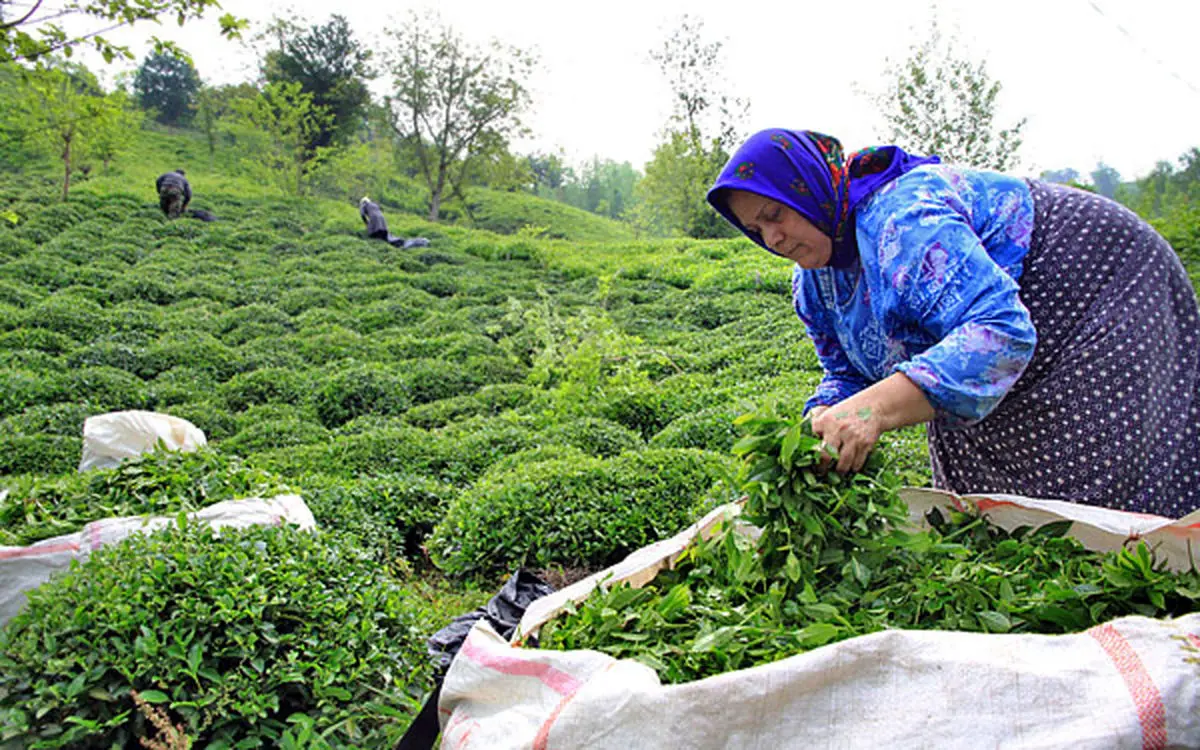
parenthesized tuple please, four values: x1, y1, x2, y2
(78, 410, 207, 472)
(440, 491, 1200, 750)
(0, 495, 315, 626)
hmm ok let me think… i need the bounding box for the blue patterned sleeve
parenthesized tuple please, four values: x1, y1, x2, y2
(864, 174, 1037, 425)
(792, 269, 873, 414)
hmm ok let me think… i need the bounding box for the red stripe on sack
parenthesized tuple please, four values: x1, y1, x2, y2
(972, 498, 1022, 512)
(0, 540, 80, 559)
(460, 638, 582, 696)
(1089, 623, 1168, 750)
(1187, 634, 1200, 650)
(532, 661, 611, 750)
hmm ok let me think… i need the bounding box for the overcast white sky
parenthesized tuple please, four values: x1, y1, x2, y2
(72, 0, 1200, 181)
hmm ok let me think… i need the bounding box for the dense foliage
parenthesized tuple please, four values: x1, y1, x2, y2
(540, 409, 1200, 683)
(0, 520, 433, 748)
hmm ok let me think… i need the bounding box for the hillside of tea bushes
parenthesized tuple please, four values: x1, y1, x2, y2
(0, 130, 935, 746)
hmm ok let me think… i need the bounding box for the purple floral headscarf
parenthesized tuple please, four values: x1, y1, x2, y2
(706, 129, 940, 268)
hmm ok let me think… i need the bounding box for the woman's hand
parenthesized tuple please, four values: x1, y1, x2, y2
(810, 403, 883, 474)
(807, 373, 937, 473)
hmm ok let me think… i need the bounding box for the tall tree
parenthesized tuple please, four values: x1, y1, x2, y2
(0, 0, 245, 65)
(6, 60, 118, 199)
(383, 12, 535, 221)
(224, 81, 332, 195)
(262, 14, 373, 151)
(637, 15, 744, 238)
(874, 17, 1026, 170)
(85, 88, 141, 171)
(1039, 167, 1082, 185)
(133, 51, 200, 125)
(1089, 162, 1122, 199)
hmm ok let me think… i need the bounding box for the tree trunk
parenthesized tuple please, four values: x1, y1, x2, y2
(61, 135, 71, 201)
(428, 189, 441, 222)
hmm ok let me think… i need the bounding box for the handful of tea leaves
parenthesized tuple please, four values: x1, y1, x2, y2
(539, 407, 1200, 684)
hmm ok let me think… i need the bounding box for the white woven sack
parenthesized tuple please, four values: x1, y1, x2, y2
(78, 410, 207, 472)
(0, 495, 316, 625)
(441, 491, 1200, 750)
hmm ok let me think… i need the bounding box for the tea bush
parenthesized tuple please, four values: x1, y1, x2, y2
(148, 366, 220, 408)
(0, 401, 92, 437)
(220, 367, 311, 411)
(61, 366, 150, 412)
(65, 341, 146, 373)
(140, 332, 243, 380)
(537, 416, 644, 457)
(649, 405, 741, 452)
(403, 383, 541, 429)
(428, 448, 735, 576)
(0, 434, 80, 475)
(165, 400, 241, 442)
(314, 363, 412, 428)
(221, 418, 330, 455)
(0, 447, 291, 545)
(0, 521, 434, 748)
(0, 368, 60, 417)
(0, 327, 74, 355)
(298, 472, 458, 567)
(26, 294, 110, 341)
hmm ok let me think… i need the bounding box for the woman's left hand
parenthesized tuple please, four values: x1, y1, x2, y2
(809, 401, 884, 474)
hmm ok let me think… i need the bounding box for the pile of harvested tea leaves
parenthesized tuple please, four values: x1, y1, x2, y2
(538, 406, 1200, 684)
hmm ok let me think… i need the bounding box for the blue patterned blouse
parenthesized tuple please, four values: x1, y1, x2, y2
(796, 164, 1038, 426)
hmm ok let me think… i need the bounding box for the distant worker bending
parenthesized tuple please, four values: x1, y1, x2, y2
(155, 169, 191, 219)
(359, 196, 430, 250)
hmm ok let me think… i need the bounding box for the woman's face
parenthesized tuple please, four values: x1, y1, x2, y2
(726, 190, 832, 269)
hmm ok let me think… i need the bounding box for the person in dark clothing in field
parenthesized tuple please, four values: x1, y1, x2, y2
(155, 169, 191, 219)
(360, 196, 430, 249)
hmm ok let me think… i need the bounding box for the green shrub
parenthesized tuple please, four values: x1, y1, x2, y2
(402, 383, 540, 429)
(406, 271, 459, 298)
(236, 336, 308, 371)
(463, 354, 528, 386)
(291, 325, 377, 364)
(0, 234, 35, 259)
(314, 364, 412, 428)
(139, 330, 241, 379)
(353, 292, 435, 332)
(106, 273, 179, 305)
(0, 447, 291, 545)
(298, 472, 457, 567)
(221, 367, 311, 411)
(0, 327, 75, 355)
(398, 358, 484, 406)
(537, 416, 643, 457)
(166, 400, 240, 442)
(0, 255, 76, 289)
(65, 341, 145, 373)
(0, 401, 91, 437)
(214, 303, 295, 345)
(60, 366, 149, 412)
(597, 381, 708, 439)
(0, 521, 434, 748)
(478, 445, 591, 480)
(278, 286, 348, 316)
(649, 405, 741, 452)
(428, 448, 734, 576)
(0, 368, 61, 418)
(251, 426, 430, 479)
(26, 294, 110, 341)
(222, 418, 330, 455)
(0, 434, 80, 475)
(0, 278, 42, 307)
(147, 366, 219, 408)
